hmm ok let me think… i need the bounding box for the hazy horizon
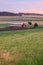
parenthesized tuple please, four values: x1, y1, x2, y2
(0, 0, 43, 14)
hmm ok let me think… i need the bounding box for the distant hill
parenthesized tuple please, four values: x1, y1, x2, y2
(0, 12, 43, 16)
(0, 12, 22, 16)
(19, 13, 43, 16)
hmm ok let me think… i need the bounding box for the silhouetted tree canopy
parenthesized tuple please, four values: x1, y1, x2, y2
(34, 23, 38, 27)
(28, 22, 32, 25)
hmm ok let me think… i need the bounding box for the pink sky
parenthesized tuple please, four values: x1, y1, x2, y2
(0, 0, 43, 14)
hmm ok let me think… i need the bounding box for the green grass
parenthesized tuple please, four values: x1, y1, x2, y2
(0, 29, 43, 65)
(0, 24, 10, 28)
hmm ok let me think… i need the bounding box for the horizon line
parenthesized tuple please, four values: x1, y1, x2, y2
(0, 11, 43, 14)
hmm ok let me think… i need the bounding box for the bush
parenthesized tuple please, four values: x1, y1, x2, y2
(28, 22, 32, 25)
(34, 23, 38, 28)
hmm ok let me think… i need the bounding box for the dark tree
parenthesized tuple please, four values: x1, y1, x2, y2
(34, 23, 38, 28)
(28, 22, 32, 25)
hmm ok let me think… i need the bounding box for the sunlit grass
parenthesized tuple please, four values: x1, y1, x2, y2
(0, 29, 43, 65)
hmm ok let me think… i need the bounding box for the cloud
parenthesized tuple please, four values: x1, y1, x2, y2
(0, 0, 43, 14)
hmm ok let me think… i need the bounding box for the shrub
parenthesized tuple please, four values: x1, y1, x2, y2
(28, 22, 32, 25)
(34, 23, 38, 28)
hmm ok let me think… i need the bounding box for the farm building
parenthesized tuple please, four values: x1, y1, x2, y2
(8, 23, 26, 29)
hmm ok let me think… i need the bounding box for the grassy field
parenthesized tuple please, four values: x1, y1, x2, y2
(0, 16, 43, 21)
(0, 29, 43, 65)
(0, 16, 43, 28)
(0, 24, 10, 28)
(0, 16, 43, 65)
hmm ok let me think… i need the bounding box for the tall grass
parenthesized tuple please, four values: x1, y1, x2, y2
(0, 29, 43, 65)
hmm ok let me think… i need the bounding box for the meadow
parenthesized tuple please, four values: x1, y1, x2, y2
(0, 29, 43, 65)
(0, 16, 43, 65)
(0, 16, 43, 21)
(0, 16, 43, 28)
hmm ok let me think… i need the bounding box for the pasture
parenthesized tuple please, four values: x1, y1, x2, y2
(0, 16, 43, 28)
(0, 16, 43, 21)
(0, 16, 43, 65)
(0, 29, 43, 65)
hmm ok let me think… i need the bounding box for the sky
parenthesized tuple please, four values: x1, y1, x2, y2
(0, 0, 43, 14)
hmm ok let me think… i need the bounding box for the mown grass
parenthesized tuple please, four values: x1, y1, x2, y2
(0, 29, 43, 65)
